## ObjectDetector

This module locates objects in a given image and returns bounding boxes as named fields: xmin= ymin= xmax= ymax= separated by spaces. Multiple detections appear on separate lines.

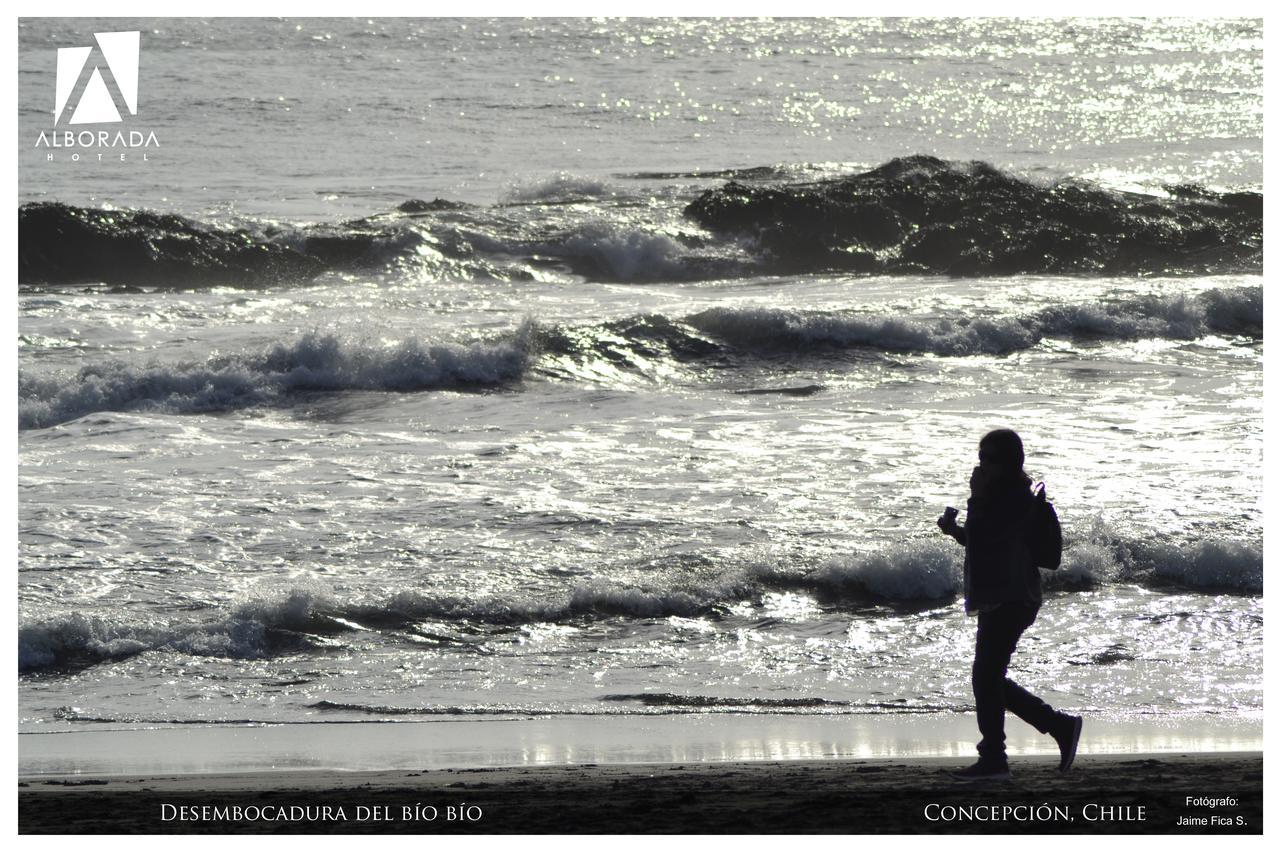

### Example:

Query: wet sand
xmin=18 ymin=712 xmax=1264 ymax=776
xmin=19 ymin=752 xmax=1262 ymax=834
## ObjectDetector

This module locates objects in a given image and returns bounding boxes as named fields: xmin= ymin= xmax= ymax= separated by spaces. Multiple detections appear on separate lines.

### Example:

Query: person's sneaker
xmin=1053 ymin=714 xmax=1083 ymax=772
xmin=950 ymin=760 xmax=1011 ymax=782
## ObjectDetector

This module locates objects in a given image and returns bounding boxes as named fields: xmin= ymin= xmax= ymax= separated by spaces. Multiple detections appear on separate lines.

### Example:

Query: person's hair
xmin=979 ymin=428 xmax=1024 ymax=468
xmin=978 ymin=429 xmax=1031 ymax=487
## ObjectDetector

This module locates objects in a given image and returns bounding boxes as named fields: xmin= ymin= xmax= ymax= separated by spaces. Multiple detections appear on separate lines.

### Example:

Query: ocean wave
xmin=16 ymin=581 xmax=735 ymax=673
xmin=806 ymin=543 xmax=963 ymax=600
xmin=18 ymin=325 xmax=535 ymax=429
xmin=1145 ymin=540 xmax=1263 ymax=591
xmin=540 ymin=287 xmax=1259 ymax=372
xmin=354 ymin=579 xmax=744 ymax=625
xmin=686 ymin=155 xmax=1262 ymax=276
xmin=286 ymin=219 xmax=532 ymax=282
xmin=532 ymin=287 xmax=1260 ymax=385
xmin=18 ymin=202 xmax=534 ymax=287
xmin=548 ymin=221 xmax=707 ymax=282
xmin=685 ymin=287 xmax=1260 ymax=356
xmin=1051 ymin=534 xmax=1263 ymax=594
xmin=1036 ymin=287 xmax=1262 ymax=341
xmin=19 ymin=202 xmax=325 ymax=287
xmin=687 ymin=306 xmax=1038 ymax=357
xmin=790 ymin=533 xmax=1263 ymax=603
xmin=19 ymin=530 xmax=1257 ymax=673
xmin=18 ymin=587 xmax=333 ymax=673
xmin=22 ymin=158 xmax=1261 ymax=287
xmin=19 ymin=288 xmax=1257 ymax=429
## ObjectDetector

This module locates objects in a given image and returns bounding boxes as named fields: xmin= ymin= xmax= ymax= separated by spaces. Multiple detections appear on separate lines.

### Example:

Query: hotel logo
xmin=54 ymin=31 xmax=140 ymax=125
xmin=37 ymin=30 xmax=157 ymax=158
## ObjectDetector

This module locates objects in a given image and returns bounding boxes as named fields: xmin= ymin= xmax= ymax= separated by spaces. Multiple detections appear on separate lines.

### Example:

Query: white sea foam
xmin=685 ymin=286 xmax=1261 ymax=356
xmin=688 ymin=307 xmax=1037 ymax=356
xmin=1143 ymin=539 xmax=1262 ymax=592
xmin=19 ymin=324 xmax=536 ymax=429
xmin=806 ymin=542 xmax=963 ymax=600
xmin=18 ymin=528 xmax=1259 ymax=674
xmin=1047 ymin=522 xmax=1262 ymax=593
xmin=1036 ymin=287 xmax=1261 ymax=340
xmin=505 ymin=172 xmax=615 ymax=202
xmin=18 ymin=585 xmax=333 ymax=672
xmin=20 ymin=287 xmax=1260 ymax=434
xmin=555 ymin=221 xmax=692 ymax=281
xmin=1052 ymin=541 xmax=1123 ymax=586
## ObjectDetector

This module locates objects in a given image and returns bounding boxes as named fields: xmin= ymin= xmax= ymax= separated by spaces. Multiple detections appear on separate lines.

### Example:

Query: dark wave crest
xmin=19 ymin=158 xmax=1264 ymax=287
xmin=685 ymin=155 xmax=1262 ymax=276
xmin=19 ymin=203 xmax=325 ymax=287
xmin=18 ymin=201 xmax=534 ymax=288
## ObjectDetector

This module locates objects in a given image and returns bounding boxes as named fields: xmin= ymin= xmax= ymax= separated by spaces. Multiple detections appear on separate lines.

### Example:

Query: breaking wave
xmin=19 ymin=157 xmax=1263 ymax=286
xmin=18 ymin=324 xmax=535 ymax=430
xmin=684 ymin=286 xmax=1261 ymax=357
xmin=18 ymin=529 xmax=1258 ymax=673
xmin=686 ymin=155 xmax=1262 ymax=276
xmin=1050 ymin=531 xmax=1263 ymax=594
xmin=19 ymin=587 xmax=333 ymax=673
xmin=534 ymin=287 xmax=1260 ymax=381
xmin=19 ymin=287 xmax=1258 ymax=429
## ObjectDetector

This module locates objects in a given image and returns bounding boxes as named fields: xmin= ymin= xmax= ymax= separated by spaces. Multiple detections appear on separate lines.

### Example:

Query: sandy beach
xmin=19 ymin=752 xmax=1261 ymax=834
xmin=19 ymin=715 xmax=1263 ymax=833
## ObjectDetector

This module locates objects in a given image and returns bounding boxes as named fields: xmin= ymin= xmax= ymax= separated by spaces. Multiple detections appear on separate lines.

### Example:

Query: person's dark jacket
xmin=952 ymin=478 xmax=1044 ymax=613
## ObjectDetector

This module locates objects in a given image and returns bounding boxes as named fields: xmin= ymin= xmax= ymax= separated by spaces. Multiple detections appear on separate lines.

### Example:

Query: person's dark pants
xmin=972 ymin=601 xmax=1061 ymax=763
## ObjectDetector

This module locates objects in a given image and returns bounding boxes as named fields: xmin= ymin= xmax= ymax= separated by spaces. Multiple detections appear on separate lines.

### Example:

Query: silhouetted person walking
xmin=937 ymin=428 xmax=1081 ymax=781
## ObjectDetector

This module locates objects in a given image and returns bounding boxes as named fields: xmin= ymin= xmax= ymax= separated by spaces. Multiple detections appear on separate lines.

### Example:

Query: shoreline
xmin=19 ymin=753 xmax=1263 ymax=834
xmin=18 ymin=712 xmax=1263 ymax=777
xmin=19 ymin=714 xmax=1263 ymax=834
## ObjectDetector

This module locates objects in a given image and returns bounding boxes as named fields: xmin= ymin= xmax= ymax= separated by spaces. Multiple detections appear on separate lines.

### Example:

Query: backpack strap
xmin=1028 ymin=482 xmax=1063 ymax=570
